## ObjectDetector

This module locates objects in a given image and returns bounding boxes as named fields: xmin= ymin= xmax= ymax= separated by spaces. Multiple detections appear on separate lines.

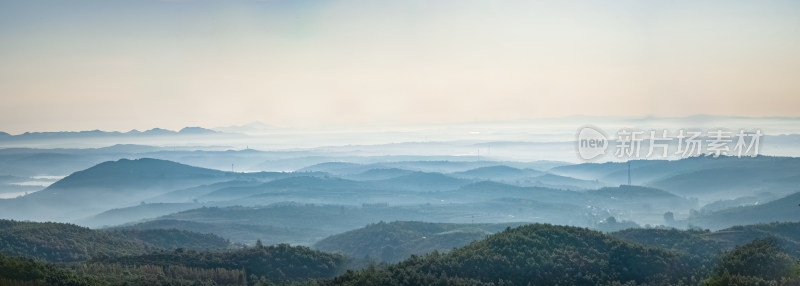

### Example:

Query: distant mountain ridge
xmin=680 ymin=192 xmax=800 ymax=230
xmin=551 ymin=155 xmax=800 ymax=201
xmin=0 ymin=158 xmax=234 ymax=222
xmin=0 ymin=127 xmax=221 ymax=141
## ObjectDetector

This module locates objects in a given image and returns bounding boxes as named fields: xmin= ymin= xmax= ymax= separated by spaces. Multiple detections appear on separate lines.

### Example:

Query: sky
xmin=1 ymin=0 xmax=799 ymax=134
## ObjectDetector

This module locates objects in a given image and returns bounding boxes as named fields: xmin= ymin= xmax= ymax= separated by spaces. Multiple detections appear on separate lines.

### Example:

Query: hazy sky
xmin=1 ymin=0 xmax=799 ymax=133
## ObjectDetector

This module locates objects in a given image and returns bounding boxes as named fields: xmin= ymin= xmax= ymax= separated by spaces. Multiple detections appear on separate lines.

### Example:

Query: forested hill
xmin=681 ymin=192 xmax=800 ymax=230
xmin=93 ymin=244 xmax=349 ymax=284
xmin=612 ymin=221 xmax=800 ymax=258
xmin=0 ymin=219 xmax=349 ymax=285
xmin=0 ymin=219 xmax=148 ymax=262
xmin=314 ymin=221 xmax=524 ymax=262
xmin=329 ymin=223 xmax=698 ymax=285
xmin=0 ymin=243 xmax=350 ymax=286
xmin=0 ymin=219 xmax=230 ymax=262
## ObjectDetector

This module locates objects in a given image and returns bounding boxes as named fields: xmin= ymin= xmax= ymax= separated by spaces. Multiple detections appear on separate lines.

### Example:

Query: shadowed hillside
xmin=0 ymin=219 xmax=229 ymax=262
xmin=0 ymin=159 xmax=233 ymax=221
xmin=314 ymin=221 xmax=524 ymax=262
xmin=330 ymin=223 xmax=698 ymax=285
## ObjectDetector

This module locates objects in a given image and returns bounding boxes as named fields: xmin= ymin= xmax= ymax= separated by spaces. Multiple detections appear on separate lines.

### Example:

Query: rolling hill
xmin=314 ymin=221 xmax=524 ymax=263
xmin=344 ymin=168 xmax=415 ymax=181
xmin=0 ymin=219 xmax=149 ymax=262
xmin=93 ymin=244 xmax=349 ymax=284
xmin=0 ymin=219 xmax=229 ymax=262
xmin=681 ymin=192 xmax=800 ymax=230
xmin=116 ymin=219 xmax=328 ymax=246
xmin=552 ymin=156 xmax=800 ymax=201
xmin=0 ymin=158 xmax=233 ymax=222
xmin=371 ymin=172 xmax=472 ymax=191
xmin=611 ymin=221 xmax=800 ymax=274
xmin=451 ymin=165 xmax=543 ymax=181
xmin=199 ymin=176 xmax=378 ymax=202
xmin=77 ymin=203 xmax=201 ymax=228
xmin=330 ymin=223 xmax=697 ymax=285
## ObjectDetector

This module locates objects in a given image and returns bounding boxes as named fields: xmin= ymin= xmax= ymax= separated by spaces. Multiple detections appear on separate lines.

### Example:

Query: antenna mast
xmin=627 ymin=161 xmax=631 ymax=185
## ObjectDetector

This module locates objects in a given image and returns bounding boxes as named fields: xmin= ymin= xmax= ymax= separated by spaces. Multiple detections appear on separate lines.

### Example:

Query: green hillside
xmin=314 ymin=221 xmax=523 ymax=262
xmin=0 ymin=219 xmax=230 ymax=262
xmin=330 ymin=223 xmax=697 ymax=285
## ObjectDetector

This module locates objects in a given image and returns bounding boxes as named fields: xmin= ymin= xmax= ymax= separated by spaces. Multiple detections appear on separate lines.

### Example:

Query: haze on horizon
xmin=1 ymin=0 xmax=799 ymax=134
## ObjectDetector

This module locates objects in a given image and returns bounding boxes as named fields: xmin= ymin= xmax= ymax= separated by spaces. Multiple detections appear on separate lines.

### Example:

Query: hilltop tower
xmin=627 ymin=161 xmax=631 ymax=185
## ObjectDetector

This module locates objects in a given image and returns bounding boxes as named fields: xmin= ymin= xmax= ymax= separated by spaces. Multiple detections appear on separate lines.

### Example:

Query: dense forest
xmin=0 ymin=253 xmax=99 ymax=286
xmin=90 ymin=244 xmax=349 ymax=285
xmin=0 ymin=241 xmax=348 ymax=286
xmin=327 ymin=223 xmax=800 ymax=285
xmin=0 ymin=219 xmax=230 ymax=262
xmin=0 ymin=219 xmax=150 ymax=262
xmin=313 ymin=221 xmax=523 ymax=263
xmin=705 ymin=238 xmax=798 ymax=285
xmin=3 ymin=220 xmax=800 ymax=285
xmin=0 ymin=219 xmax=351 ymax=285
xmin=329 ymin=224 xmax=697 ymax=285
